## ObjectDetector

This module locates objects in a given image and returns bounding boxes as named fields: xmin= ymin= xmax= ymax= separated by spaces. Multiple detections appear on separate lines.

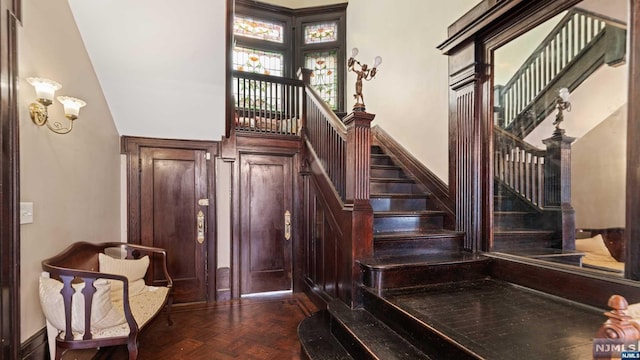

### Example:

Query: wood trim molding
xmin=20 ymin=327 xmax=47 ymax=360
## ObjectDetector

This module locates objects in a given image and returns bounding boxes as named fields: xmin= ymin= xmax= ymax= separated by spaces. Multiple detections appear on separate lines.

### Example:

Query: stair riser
xmin=370 ymin=167 xmax=407 ymax=178
xmin=493 ymin=196 xmax=533 ymax=212
xmin=370 ymin=155 xmax=393 ymax=166
xmin=494 ymin=213 xmax=541 ymax=228
xmin=374 ymin=236 xmax=462 ymax=257
xmin=374 ymin=216 xmax=444 ymax=233
xmin=370 ymin=181 xmax=422 ymax=194
xmin=493 ymin=233 xmax=558 ymax=250
xmin=361 ymin=289 xmax=482 ymax=360
xmin=370 ymin=197 xmax=430 ymax=212
xmin=329 ymin=318 xmax=375 ymax=360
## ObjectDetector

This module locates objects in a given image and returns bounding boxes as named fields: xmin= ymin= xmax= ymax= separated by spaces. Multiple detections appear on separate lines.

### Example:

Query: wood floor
xmin=63 ymin=292 xmax=318 ymax=360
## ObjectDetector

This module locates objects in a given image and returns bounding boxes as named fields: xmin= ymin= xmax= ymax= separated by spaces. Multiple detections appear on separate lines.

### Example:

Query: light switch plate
xmin=20 ymin=202 xmax=33 ymax=224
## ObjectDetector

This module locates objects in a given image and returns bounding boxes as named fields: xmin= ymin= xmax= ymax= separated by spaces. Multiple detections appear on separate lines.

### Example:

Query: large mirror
xmin=492 ymin=0 xmax=628 ymax=276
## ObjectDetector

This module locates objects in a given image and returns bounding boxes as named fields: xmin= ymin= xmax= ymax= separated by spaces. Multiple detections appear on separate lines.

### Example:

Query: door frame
xmin=231 ymin=135 xmax=302 ymax=298
xmin=121 ymin=136 xmax=220 ymax=301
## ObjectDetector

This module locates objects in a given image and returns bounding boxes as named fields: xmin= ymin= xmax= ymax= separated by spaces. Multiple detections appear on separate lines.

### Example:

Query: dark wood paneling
xmin=121 ymin=137 xmax=219 ymax=302
xmin=1 ymin=1 xmax=20 ymax=358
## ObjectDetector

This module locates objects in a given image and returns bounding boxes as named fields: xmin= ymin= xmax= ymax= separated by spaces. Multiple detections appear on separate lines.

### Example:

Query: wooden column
xmin=343 ymin=111 xmax=374 ymax=307
xmin=542 ymin=131 xmax=576 ymax=250
xmin=626 ymin=0 xmax=640 ymax=280
xmin=446 ymin=42 xmax=485 ymax=252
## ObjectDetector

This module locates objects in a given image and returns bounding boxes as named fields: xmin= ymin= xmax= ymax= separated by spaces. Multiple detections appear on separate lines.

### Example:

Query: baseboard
xmin=21 ymin=327 xmax=48 ymax=360
xmin=216 ymin=266 xmax=231 ymax=301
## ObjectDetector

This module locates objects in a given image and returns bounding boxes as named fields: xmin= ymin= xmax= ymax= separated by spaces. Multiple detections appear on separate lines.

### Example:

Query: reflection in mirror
xmin=492 ymin=0 xmax=628 ymax=277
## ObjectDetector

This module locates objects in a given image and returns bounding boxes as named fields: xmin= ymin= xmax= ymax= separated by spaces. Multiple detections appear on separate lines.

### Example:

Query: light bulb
xmin=351 ymin=48 xmax=359 ymax=57
xmin=373 ymin=56 xmax=382 ymax=68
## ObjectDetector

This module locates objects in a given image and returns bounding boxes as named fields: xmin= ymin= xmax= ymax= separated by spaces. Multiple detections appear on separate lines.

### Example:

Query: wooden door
xmin=140 ymin=147 xmax=208 ymax=303
xmin=240 ymin=154 xmax=293 ymax=294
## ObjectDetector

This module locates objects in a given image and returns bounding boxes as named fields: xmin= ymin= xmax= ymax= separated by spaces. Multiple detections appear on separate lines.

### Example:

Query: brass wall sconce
xmin=552 ymin=87 xmax=571 ymax=135
xmin=27 ymin=77 xmax=86 ymax=135
xmin=347 ymin=48 xmax=382 ymax=112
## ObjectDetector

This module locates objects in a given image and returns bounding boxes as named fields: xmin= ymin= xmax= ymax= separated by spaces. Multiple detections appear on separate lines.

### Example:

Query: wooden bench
xmin=40 ymin=242 xmax=173 ymax=360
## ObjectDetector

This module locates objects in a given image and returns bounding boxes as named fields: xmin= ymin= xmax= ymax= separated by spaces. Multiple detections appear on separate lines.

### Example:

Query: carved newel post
xmin=543 ymin=88 xmax=576 ymax=250
xmin=596 ymin=295 xmax=640 ymax=341
xmin=343 ymin=111 xmax=375 ymax=206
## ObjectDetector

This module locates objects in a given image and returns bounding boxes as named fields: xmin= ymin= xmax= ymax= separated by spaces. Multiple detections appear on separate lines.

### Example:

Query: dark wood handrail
xmin=306 ymin=84 xmax=347 ymax=136
xmin=232 ymin=70 xmax=305 ymax=87
xmin=494 ymin=127 xmax=545 ymax=156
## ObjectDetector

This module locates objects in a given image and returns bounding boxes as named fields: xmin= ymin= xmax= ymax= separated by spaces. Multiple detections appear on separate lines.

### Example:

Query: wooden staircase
xmin=369 ymin=145 xmax=464 ymax=257
xmin=493 ymin=180 xmax=557 ymax=251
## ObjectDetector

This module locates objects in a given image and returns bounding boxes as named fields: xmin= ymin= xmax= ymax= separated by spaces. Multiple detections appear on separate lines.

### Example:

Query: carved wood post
xmin=542 ymin=131 xmax=576 ymax=250
xmin=343 ymin=111 xmax=374 ymax=307
xmin=298 ymin=68 xmax=312 ymax=135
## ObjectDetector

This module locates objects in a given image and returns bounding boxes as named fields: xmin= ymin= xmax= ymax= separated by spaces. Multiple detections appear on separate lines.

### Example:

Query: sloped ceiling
xmin=68 ymin=0 xmax=227 ymax=140
xmin=67 ymin=0 xmax=346 ymax=141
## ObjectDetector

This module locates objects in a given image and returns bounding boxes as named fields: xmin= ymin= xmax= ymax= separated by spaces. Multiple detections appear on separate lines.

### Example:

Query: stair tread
xmin=328 ymin=300 xmax=431 ymax=360
xmin=371 ymin=193 xmax=432 ymax=198
xmin=298 ymin=311 xmax=353 ymax=360
xmin=374 ymin=210 xmax=445 ymax=216
xmin=374 ymin=229 xmax=463 ymax=240
xmin=359 ymin=252 xmax=486 ymax=269
xmin=371 ymin=164 xmax=402 ymax=169
xmin=370 ymin=177 xmax=416 ymax=183
xmin=494 ymin=229 xmax=555 ymax=234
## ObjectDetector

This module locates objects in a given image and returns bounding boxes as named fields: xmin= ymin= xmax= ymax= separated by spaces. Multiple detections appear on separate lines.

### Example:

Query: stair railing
xmin=498 ymin=9 xmax=607 ymax=130
xmin=299 ymin=68 xmax=374 ymax=307
xmin=494 ymin=127 xmax=546 ymax=208
xmin=232 ymin=70 xmax=305 ymax=136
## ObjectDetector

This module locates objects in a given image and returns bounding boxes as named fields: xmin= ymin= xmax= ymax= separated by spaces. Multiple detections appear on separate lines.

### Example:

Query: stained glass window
xmin=304 ymin=22 xmax=338 ymax=44
xmin=233 ymin=46 xmax=284 ymax=76
xmin=305 ymin=50 xmax=338 ymax=109
xmin=234 ymin=15 xmax=284 ymax=43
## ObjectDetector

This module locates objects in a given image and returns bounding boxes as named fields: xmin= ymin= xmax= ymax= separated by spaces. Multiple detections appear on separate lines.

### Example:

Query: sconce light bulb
xmin=558 ymin=87 xmax=570 ymax=102
xmin=351 ymin=48 xmax=359 ymax=57
xmin=373 ymin=56 xmax=382 ymax=68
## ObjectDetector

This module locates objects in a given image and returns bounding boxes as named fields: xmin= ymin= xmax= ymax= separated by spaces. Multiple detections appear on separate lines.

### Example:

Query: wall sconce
xmin=552 ymin=87 xmax=571 ymax=135
xmin=27 ymin=77 xmax=86 ymax=135
xmin=347 ymin=48 xmax=382 ymax=112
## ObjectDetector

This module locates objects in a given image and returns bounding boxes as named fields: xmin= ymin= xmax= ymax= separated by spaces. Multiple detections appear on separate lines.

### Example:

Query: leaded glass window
xmin=233 ymin=46 xmax=284 ymax=76
xmin=304 ymin=22 xmax=338 ymax=44
xmin=234 ymin=15 xmax=284 ymax=43
xmin=305 ymin=50 xmax=338 ymax=109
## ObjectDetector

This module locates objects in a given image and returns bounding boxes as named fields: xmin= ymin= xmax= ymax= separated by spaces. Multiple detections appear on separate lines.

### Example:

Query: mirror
xmin=492 ymin=0 xmax=628 ymax=277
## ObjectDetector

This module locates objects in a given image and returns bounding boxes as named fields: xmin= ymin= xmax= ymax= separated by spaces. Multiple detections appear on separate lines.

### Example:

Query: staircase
xmin=493 ymin=180 xmax=557 ymax=251
xmin=369 ymin=145 xmax=464 ymax=257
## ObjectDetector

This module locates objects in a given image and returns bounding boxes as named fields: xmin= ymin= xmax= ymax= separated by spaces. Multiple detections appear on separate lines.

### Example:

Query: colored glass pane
xmin=234 ymin=15 xmax=284 ymax=43
xmin=233 ymin=46 xmax=284 ymax=76
xmin=305 ymin=50 xmax=338 ymax=109
xmin=304 ymin=22 xmax=338 ymax=44
xmin=233 ymin=47 xmax=285 ymax=111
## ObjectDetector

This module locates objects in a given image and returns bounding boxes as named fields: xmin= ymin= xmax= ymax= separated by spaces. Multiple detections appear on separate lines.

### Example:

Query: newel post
xmin=297 ymin=68 xmax=312 ymax=133
xmin=343 ymin=110 xmax=374 ymax=307
xmin=542 ymin=131 xmax=576 ymax=250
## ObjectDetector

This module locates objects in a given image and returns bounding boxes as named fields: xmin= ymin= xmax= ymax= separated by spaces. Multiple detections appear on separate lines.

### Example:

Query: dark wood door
xmin=240 ymin=154 xmax=293 ymax=294
xmin=140 ymin=147 xmax=208 ymax=303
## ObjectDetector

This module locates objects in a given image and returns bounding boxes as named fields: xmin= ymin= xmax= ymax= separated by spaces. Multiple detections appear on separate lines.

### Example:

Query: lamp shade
xmin=27 ymin=77 xmax=62 ymax=102
xmin=57 ymin=96 xmax=87 ymax=119
xmin=558 ymin=87 xmax=570 ymax=102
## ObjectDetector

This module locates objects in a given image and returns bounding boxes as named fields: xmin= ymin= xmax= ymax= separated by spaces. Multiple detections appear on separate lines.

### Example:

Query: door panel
xmin=240 ymin=154 xmax=293 ymax=294
xmin=141 ymin=147 xmax=208 ymax=303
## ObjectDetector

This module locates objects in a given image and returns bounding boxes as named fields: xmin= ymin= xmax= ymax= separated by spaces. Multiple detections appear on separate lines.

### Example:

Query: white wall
xmin=19 ymin=1 xmax=121 ymax=342
xmin=346 ymin=0 xmax=481 ymax=183
xmin=262 ymin=0 xmax=347 ymax=8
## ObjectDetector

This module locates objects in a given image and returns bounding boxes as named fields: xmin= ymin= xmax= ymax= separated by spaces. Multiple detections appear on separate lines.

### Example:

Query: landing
xmin=380 ymin=279 xmax=602 ymax=359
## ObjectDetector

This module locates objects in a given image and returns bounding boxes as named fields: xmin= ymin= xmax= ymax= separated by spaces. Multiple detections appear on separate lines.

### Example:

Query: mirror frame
xmin=439 ymin=0 xmax=640 ymax=280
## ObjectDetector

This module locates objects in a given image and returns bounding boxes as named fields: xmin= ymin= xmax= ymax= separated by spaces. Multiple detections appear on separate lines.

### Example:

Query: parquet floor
xmin=64 ymin=292 xmax=318 ymax=360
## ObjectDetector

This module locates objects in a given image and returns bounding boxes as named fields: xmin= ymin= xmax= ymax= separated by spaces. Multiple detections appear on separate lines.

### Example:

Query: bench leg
xmin=127 ymin=338 xmax=139 ymax=360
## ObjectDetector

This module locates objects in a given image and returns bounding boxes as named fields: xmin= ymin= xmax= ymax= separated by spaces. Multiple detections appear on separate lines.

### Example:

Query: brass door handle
xmin=197 ymin=210 xmax=205 ymax=244
xmin=284 ymin=210 xmax=291 ymax=241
